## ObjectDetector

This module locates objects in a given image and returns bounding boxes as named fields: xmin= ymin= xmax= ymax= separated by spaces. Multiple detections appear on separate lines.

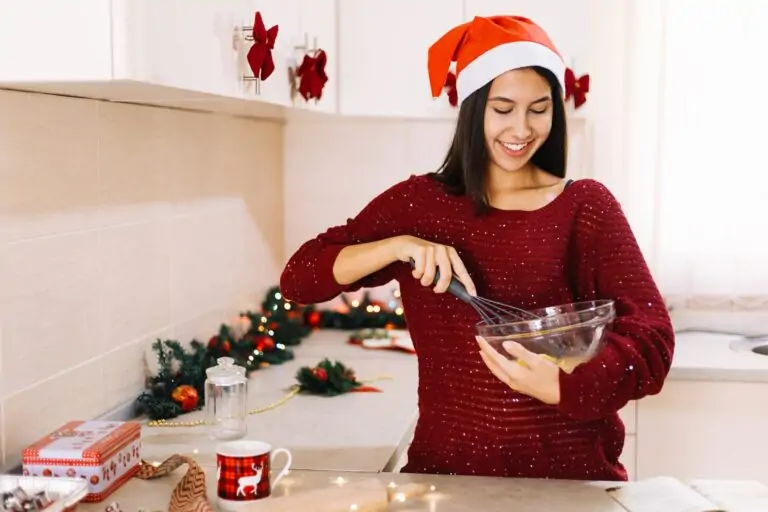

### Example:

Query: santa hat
xmin=428 ymin=16 xmax=565 ymax=105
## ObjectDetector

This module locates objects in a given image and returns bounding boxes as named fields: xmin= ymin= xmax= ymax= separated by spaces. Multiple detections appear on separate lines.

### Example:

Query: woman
xmin=280 ymin=15 xmax=674 ymax=481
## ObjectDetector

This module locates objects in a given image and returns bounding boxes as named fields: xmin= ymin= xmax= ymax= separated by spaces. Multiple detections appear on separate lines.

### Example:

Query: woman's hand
xmin=392 ymin=235 xmax=476 ymax=296
xmin=476 ymin=336 xmax=561 ymax=404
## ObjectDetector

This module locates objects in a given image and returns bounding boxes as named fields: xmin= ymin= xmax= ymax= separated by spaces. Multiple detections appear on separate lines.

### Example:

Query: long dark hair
xmin=431 ymin=66 xmax=568 ymax=214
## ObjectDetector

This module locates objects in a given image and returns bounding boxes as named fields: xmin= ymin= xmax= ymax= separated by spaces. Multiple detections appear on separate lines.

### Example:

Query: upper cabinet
xmin=292 ymin=0 xmax=338 ymax=114
xmin=337 ymin=0 xmax=463 ymax=119
xmin=0 ymin=1 xmax=596 ymax=120
xmin=0 ymin=0 xmax=326 ymax=113
xmin=0 ymin=1 xmax=248 ymax=101
xmin=241 ymin=0 xmax=299 ymax=108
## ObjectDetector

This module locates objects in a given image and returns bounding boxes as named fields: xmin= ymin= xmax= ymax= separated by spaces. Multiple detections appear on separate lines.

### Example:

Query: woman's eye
xmin=530 ymin=108 xmax=548 ymax=115
xmin=493 ymin=109 xmax=512 ymax=115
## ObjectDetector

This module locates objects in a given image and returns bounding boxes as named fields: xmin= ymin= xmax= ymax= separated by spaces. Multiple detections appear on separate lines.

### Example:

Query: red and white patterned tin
xmin=21 ymin=420 xmax=142 ymax=503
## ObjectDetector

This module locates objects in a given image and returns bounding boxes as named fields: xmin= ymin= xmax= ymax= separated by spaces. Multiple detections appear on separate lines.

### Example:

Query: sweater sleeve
xmin=557 ymin=181 xmax=674 ymax=422
xmin=279 ymin=176 xmax=421 ymax=305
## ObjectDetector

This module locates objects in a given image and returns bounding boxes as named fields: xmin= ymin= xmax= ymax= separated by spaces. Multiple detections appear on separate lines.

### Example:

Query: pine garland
xmin=135 ymin=286 xmax=406 ymax=421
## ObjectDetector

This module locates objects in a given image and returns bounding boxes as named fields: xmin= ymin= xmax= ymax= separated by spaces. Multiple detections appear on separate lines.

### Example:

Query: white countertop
xmin=140 ymin=330 xmax=419 ymax=472
xmin=669 ymin=330 xmax=768 ymax=382
xmin=138 ymin=323 xmax=768 ymax=474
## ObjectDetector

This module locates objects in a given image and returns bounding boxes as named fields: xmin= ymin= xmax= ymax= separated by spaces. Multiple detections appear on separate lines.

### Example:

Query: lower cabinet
xmin=636 ymin=380 xmax=768 ymax=484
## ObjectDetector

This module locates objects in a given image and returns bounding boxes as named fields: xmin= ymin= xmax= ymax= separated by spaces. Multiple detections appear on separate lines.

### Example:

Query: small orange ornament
xmin=170 ymin=384 xmax=199 ymax=412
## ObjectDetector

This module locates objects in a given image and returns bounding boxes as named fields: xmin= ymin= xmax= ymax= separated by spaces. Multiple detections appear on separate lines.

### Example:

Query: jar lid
xmin=206 ymin=357 xmax=247 ymax=385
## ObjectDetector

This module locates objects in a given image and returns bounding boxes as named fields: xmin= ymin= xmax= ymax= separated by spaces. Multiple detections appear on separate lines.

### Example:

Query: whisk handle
xmin=408 ymin=258 xmax=474 ymax=304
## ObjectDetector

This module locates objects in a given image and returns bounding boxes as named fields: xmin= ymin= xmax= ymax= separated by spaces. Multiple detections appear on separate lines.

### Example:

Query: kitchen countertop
xmin=79 ymin=466 xmax=768 ymax=511
xmin=138 ymin=325 xmax=768 ymax=475
xmin=668 ymin=330 xmax=768 ymax=382
xmin=140 ymin=330 xmax=419 ymax=472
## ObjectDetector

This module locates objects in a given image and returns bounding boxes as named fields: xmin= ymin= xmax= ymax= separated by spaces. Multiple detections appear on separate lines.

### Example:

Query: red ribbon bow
xmin=565 ymin=68 xmax=590 ymax=109
xmin=444 ymin=71 xmax=458 ymax=107
xmin=296 ymin=50 xmax=329 ymax=101
xmin=247 ymin=12 xmax=279 ymax=81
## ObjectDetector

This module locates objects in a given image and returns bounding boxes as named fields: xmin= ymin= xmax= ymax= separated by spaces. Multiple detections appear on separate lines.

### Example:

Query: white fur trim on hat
xmin=455 ymin=41 xmax=566 ymax=104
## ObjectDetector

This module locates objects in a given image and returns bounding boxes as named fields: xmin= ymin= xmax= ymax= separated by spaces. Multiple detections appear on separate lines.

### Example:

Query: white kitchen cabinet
xmin=0 ymin=0 xmax=297 ymax=112
xmin=621 ymin=435 xmax=636 ymax=481
xmin=0 ymin=0 xmax=114 ymax=84
xmin=240 ymin=0 xmax=301 ymax=107
xmin=337 ymin=0 xmax=463 ymax=118
xmin=636 ymin=380 xmax=768 ymax=484
xmin=289 ymin=0 xmax=338 ymax=114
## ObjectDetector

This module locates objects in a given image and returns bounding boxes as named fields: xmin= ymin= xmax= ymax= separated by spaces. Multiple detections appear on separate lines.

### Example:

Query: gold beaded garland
xmin=146 ymin=386 xmax=302 ymax=428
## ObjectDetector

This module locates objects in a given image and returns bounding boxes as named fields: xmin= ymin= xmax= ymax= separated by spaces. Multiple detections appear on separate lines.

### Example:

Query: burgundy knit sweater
xmin=280 ymin=175 xmax=674 ymax=481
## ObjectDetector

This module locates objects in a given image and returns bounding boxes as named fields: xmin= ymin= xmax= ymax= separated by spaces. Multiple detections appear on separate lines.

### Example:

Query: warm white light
xmin=395 ymin=307 xmax=404 ymax=315
xmin=387 ymin=482 xmax=397 ymax=488
xmin=284 ymin=303 xmax=291 ymax=310
xmin=333 ymin=476 xmax=347 ymax=486
xmin=351 ymin=300 xmax=360 ymax=307
xmin=349 ymin=505 xmax=358 ymax=511
xmin=394 ymin=492 xmax=406 ymax=502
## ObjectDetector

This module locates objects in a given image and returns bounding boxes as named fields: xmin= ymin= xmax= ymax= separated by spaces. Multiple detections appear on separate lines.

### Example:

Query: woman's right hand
xmin=391 ymin=235 xmax=477 ymax=296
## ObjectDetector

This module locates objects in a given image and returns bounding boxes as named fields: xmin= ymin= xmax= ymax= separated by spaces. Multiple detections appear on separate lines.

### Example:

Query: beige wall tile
xmin=3 ymin=359 xmax=106 ymax=464
xmin=99 ymin=221 xmax=172 ymax=346
xmin=0 ymin=89 xmax=284 ymax=467
xmin=1 ymin=231 xmax=103 ymax=395
xmin=0 ymin=90 xmax=101 ymax=242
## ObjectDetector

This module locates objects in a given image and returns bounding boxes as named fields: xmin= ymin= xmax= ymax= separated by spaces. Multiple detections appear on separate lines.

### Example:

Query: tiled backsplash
xmin=0 ymin=90 xmax=284 ymax=465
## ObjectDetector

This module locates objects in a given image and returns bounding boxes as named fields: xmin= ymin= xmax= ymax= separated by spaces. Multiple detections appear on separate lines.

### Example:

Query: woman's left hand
xmin=476 ymin=336 xmax=561 ymax=405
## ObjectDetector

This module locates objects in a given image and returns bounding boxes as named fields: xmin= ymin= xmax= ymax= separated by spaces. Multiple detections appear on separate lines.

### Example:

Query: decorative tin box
xmin=21 ymin=420 xmax=142 ymax=503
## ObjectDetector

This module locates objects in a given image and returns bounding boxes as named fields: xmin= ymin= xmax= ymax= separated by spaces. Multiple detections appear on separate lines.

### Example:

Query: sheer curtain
xmin=630 ymin=0 xmax=768 ymax=299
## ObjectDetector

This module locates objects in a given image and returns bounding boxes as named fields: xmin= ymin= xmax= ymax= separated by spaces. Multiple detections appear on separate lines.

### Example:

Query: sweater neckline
xmin=485 ymin=179 xmax=580 ymax=218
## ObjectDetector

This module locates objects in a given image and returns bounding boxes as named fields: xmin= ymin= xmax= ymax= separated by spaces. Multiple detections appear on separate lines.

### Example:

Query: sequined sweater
xmin=280 ymin=174 xmax=674 ymax=481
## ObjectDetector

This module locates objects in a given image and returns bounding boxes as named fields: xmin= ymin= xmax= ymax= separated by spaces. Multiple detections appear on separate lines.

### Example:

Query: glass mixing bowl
xmin=476 ymin=300 xmax=616 ymax=373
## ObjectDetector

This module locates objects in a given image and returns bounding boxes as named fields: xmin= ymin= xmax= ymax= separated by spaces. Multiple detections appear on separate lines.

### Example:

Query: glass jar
xmin=204 ymin=357 xmax=248 ymax=440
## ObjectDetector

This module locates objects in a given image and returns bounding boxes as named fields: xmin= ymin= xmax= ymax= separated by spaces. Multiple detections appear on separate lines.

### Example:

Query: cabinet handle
xmin=294 ymin=33 xmax=318 ymax=54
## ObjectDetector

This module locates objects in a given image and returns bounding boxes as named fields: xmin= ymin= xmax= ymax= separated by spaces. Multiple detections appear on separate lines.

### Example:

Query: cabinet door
xmin=240 ymin=0 xmax=301 ymax=106
xmin=111 ymin=0 xmax=248 ymax=99
xmin=637 ymin=381 xmax=768 ymax=484
xmin=293 ymin=0 xmax=338 ymax=114
xmin=0 ymin=0 xmax=113 ymax=83
xmin=338 ymin=0 xmax=463 ymax=118
xmin=463 ymin=0 xmax=591 ymax=70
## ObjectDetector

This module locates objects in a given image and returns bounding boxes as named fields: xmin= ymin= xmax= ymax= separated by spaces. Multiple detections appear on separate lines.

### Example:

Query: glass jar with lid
xmin=204 ymin=357 xmax=248 ymax=440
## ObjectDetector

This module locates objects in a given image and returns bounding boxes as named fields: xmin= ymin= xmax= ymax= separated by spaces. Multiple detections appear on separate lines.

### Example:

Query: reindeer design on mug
xmin=236 ymin=463 xmax=264 ymax=497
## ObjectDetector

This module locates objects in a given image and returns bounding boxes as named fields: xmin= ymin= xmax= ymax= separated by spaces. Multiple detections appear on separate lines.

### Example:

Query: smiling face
xmin=484 ymin=68 xmax=554 ymax=175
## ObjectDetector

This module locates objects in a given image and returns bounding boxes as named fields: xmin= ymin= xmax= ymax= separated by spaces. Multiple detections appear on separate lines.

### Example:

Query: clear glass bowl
xmin=476 ymin=300 xmax=616 ymax=373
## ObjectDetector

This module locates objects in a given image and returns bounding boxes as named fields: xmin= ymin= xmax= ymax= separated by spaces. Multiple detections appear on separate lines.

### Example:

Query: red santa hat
xmin=428 ymin=15 xmax=565 ymax=105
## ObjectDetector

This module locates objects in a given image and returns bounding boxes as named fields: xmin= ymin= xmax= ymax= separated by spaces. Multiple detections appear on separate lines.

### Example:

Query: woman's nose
xmin=510 ymin=118 xmax=533 ymax=140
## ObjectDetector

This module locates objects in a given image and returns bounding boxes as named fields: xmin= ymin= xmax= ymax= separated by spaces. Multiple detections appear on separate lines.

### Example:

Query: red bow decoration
xmin=444 ymin=71 xmax=458 ymax=107
xmin=296 ymin=50 xmax=329 ymax=101
xmin=565 ymin=68 xmax=590 ymax=109
xmin=246 ymin=12 xmax=279 ymax=81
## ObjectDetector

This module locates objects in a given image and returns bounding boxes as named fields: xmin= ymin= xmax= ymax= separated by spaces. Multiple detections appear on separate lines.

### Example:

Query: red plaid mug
xmin=215 ymin=440 xmax=292 ymax=509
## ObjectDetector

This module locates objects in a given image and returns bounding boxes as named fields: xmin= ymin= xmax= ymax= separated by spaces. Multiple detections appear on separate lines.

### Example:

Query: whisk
xmin=408 ymin=259 xmax=540 ymax=324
